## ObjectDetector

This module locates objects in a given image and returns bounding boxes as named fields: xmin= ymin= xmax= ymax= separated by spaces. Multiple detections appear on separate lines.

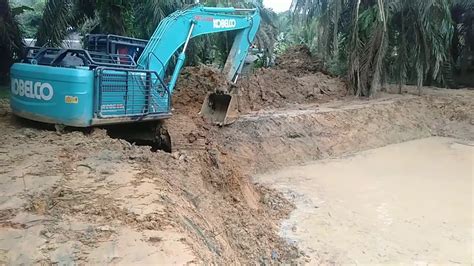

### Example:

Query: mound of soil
xmin=275 ymin=45 xmax=325 ymax=76
xmin=172 ymin=66 xmax=228 ymax=115
xmin=238 ymin=68 xmax=347 ymax=112
xmin=173 ymin=47 xmax=347 ymax=116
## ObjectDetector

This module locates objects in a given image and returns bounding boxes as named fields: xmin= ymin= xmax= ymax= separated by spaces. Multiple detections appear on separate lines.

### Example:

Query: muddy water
xmin=256 ymin=137 xmax=473 ymax=264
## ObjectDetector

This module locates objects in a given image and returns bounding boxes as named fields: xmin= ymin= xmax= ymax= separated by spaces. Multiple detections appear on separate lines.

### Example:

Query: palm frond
xmin=36 ymin=0 xmax=74 ymax=47
xmin=133 ymin=0 xmax=185 ymax=39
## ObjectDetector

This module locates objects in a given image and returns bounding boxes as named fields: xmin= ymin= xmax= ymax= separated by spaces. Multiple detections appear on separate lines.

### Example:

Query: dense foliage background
xmin=288 ymin=0 xmax=474 ymax=95
xmin=1 ymin=0 xmax=473 ymax=93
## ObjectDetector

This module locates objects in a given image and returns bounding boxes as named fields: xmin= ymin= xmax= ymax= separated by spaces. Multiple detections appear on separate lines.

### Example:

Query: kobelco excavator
xmin=10 ymin=5 xmax=261 ymax=151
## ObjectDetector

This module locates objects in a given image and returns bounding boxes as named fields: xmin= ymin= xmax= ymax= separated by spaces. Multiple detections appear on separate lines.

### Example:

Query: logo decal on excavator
xmin=195 ymin=15 xmax=213 ymax=22
xmin=11 ymin=78 xmax=54 ymax=101
xmin=213 ymin=19 xmax=236 ymax=29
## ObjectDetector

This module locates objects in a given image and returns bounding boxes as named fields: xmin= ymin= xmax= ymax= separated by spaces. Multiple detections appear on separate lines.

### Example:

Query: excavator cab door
xmin=201 ymin=91 xmax=239 ymax=126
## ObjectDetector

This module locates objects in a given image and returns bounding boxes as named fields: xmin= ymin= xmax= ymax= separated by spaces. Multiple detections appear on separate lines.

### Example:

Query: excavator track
xmin=105 ymin=121 xmax=172 ymax=153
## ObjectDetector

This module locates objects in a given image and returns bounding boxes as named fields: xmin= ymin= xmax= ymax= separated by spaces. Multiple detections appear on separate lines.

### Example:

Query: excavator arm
xmin=137 ymin=5 xmax=261 ymax=94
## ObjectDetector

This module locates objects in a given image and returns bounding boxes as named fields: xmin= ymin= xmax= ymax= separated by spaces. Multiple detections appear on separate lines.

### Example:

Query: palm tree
xmin=133 ymin=0 xmax=191 ymax=39
xmin=0 ymin=0 xmax=24 ymax=84
xmin=35 ymin=0 xmax=192 ymax=46
xmin=35 ymin=0 xmax=278 ymax=67
xmin=291 ymin=0 xmax=466 ymax=96
xmin=450 ymin=0 xmax=474 ymax=79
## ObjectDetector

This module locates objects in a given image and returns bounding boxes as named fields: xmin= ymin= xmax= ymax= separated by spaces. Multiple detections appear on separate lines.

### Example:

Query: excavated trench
xmin=0 ymin=46 xmax=472 ymax=264
xmin=256 ymin=136 xmax=473 ymax=264
xmin=227 ymin=89 xmax=472 ymax=262
xmin=165 ymin=87 xmax=473 ymax=263
xmin=0 ymin=87 xmax=472 ymax=264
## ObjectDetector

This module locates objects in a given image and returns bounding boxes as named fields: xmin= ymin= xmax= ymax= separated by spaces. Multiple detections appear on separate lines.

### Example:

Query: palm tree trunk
xmin=417 ymin=62 xmax=423 ymax=96
xmin=398 ymin=0 xmax=406 ymax=94
xmin=0 ymin=0 xmax=24 ymax=84
xmin=332 ymin=0 xmax=341 ymax=57
xmin=370 ymin=0 xmax=388 ymax=97
xmin=351 ymin=0 xmax=362 ymax=96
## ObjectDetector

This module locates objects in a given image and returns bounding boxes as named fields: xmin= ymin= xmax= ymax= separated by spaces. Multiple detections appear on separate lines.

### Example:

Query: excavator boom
xmin=138 ymin=6 xmax=260 ymax=90
xmin=137 ymin=6 xmax=261 ymax=125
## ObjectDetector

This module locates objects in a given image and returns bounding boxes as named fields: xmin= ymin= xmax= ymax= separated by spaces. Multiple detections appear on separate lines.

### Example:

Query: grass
xmin=0 ymin=85 xmax=9 ymax=99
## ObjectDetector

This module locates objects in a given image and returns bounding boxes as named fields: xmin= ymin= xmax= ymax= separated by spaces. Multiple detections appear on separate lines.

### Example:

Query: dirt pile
xmin=274 ymin=45 xmax=325 ymax=76
xmin=173 ymin=46 xmax=347 ymax=115
xmin=172 ymin=66 xmax=228 ymax=115
xmin=236 ymin=45 xmax=346 ymax=111
xmin=238 ymin=69 xmax=347 ymax=111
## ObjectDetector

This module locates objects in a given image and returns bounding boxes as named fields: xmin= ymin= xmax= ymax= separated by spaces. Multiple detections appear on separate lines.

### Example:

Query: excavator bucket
xmin=201 ymin=92 xmax=239 ymax=126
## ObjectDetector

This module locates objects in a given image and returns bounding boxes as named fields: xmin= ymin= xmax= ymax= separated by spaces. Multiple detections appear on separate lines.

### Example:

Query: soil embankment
xmin=0 ymin=47 xmax=472 ymax=264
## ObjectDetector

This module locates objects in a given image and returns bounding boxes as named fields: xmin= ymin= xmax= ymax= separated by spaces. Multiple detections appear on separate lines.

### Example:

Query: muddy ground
xmin=0 ymin=49 xmax=473 ymax=264
xmin=256 ymin=137 xmax=473 ymax=264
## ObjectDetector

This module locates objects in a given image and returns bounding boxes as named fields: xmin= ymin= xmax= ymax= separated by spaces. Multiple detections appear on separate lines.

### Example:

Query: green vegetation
xmin=11 ymin=0 xmax=45 ymax=38
xmin=288 ymin=0 xmax=474 ymax=95
xmin=33 ymin=0 xmax=277 ymax=67
xmin=0 ymin=85 xmax=10 ymax=99
xmin=0 ymin=0 xmax=24 ymax=84
xmin=1 ymin=0 xmax=473 ymax=93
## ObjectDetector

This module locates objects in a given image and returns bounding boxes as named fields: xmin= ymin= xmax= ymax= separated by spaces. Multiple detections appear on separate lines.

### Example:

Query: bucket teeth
xmin=201 ymin=92 xmax=239 ymax=126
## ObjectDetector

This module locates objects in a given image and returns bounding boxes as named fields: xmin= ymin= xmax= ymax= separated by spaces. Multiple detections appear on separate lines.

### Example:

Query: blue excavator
xmin=9 ymin=5 xmax=261 ymax=151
